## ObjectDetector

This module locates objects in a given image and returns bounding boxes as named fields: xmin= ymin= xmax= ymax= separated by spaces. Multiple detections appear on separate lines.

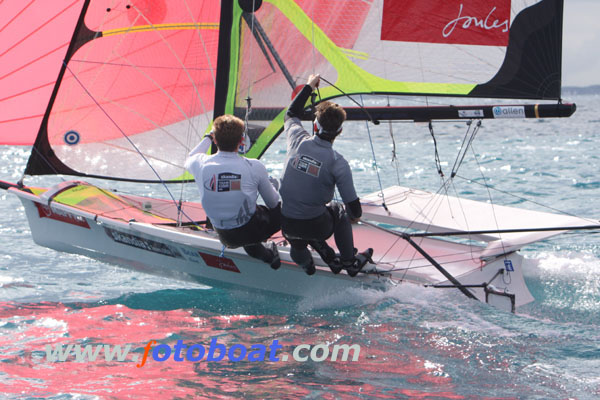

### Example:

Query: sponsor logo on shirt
xmin=292 ymin=155 xmax=322 ymax=177
xmin=206 ymin=172 xmax=242 ymax=192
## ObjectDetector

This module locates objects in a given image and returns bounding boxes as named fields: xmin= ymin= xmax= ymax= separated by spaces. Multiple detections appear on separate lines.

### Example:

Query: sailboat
xmin=1 ymin=0 xmax=597 ymax=312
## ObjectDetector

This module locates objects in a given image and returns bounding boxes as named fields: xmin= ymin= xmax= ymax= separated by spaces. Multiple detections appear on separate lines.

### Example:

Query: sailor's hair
xmin=315 ymin=101 xmax=346 ymax=139
xmin=314 ymin=118 xmax=342 ymax=141
xmin=213 ymin=115 xmax=244 ymax=152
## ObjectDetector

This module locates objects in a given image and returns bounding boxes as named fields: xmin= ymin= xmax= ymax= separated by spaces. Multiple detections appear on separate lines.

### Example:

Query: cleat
xmin=345 ymin=248 xmax=374 ymax=277
xmin=267 ymin=241 xmax=281 ymax=270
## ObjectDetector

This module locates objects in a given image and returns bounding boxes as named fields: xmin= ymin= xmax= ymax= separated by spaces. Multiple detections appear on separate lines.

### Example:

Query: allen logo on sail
xmin=381 ymin=0 xmax=511 ymax=46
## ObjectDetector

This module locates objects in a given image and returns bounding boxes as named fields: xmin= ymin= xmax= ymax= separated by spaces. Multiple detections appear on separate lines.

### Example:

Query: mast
xmin=213 ymin=0 xmax=235 ymax=120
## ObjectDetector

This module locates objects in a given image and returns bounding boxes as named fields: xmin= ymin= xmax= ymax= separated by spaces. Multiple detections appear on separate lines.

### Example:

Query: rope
xmin=428 ymin=121 xmax=444 ymax=179
xmin=450 ymin=120 xmax=481 ymax=179
xmin=312 ymin=86 xmax=321 ymax=135
xmin=318 ymin=77 xmax=379 ymax=125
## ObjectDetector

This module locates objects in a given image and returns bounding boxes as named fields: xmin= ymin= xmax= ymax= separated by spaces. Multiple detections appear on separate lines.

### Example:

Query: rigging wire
xmin=468 ymin=141 xmax=509 ymax=258
xmin=179 ymin=0 xmax=220 ymax=225
xmin=428 ymin=121 xmax=452 ymax=217
xmin=356 ymin=117 xmax=469 ymax=274
xmin=360 ymin=94 xmax=389 ymax=213
xmin=386 ymin=95 xmax=402 ymax=186
xmin=445 ymin=119 xmax=483 ymax=263
xmin=178 ymin=31 xmax=204 ymax=226
xmin=454 ymin=174 xmax=600 ymax=224
xmin=369 ymin=120 xmax=490 ymax=273
xmin=448 ymin=179 xmax=479 ymax=264
xmin=412 ymin=119 xmax=505 ymax=262
xmin=449 ymin=120 xmax=480 ymax=178
xmin=307 ymin=80 xmax=594 ymax=271
xmin=428 ymin=121 xmax=444 ymax=179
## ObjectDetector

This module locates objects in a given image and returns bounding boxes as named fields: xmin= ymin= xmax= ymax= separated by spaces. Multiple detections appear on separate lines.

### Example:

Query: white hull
xmin=15 ymin=189 xmax=389 ymax=298
xmin=10 ymin=182 xmax=539 ymax=312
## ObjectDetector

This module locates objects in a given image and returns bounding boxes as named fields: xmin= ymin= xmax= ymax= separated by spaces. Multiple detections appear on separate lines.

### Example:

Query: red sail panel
xmin=381 ymin=0 xmax=511 ymax=46
xmin=0 ymin=0 xmax=85 ymax=145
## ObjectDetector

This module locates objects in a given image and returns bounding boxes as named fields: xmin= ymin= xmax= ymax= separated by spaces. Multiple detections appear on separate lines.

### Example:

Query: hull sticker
xmin=198 ymin=252 xmax=240 ymax=273
xmin=105 ymin=227 xmax=183 ymax=258
xmin=35 ymin=203 xmax=90 ymax=229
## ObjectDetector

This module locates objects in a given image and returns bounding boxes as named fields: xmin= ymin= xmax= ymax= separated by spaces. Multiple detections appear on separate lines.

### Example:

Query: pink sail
xmin=0 ymin=0 xmax=85 ymax=145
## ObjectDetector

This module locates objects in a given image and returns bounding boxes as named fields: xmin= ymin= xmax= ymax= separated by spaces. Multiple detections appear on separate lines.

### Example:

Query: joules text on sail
xmin=443 ymin=4 xmax=509 ymax=38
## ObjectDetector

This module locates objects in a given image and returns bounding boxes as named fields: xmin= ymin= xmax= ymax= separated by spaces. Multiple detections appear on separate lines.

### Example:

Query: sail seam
xmin=103 ymin=23 xmax=219 ymax=37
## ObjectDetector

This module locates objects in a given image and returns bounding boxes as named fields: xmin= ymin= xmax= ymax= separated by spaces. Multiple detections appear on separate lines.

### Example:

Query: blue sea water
xmin=0 ymin=94 xmax=599 ymax=399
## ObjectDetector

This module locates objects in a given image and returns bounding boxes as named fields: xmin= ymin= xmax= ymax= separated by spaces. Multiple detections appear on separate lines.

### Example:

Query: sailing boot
xmin=310 ymin=241 xmax=343 ymax=274
xmin=327 ymin=256 xmax=343 ymax=274
xmin=267 ymin=241 xmax=281 ymax=270
xmin=343 ymin=248 xmax=374 ymax=277
xmin=300 ymin=259 xmax=316 ymax=276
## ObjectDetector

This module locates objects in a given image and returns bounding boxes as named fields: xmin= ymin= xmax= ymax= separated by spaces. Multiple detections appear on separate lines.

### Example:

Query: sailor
xmin=185 ymin=115 xmax=281 ymax=269
xmin=279 ymin=74 xmax=373 ymax=276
